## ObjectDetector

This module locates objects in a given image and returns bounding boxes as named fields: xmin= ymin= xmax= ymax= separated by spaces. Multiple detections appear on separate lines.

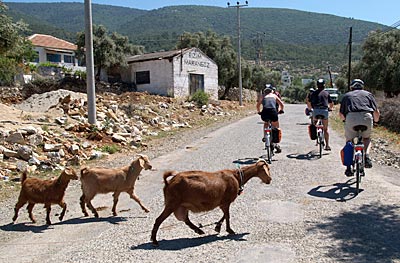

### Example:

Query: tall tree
xmin=76 ymin=25 xmax=143 ymax=78
xmin=352 ymin=30 xmax=400 ymax=97
xmin=0 ymin=1 xmax=35 ymax=85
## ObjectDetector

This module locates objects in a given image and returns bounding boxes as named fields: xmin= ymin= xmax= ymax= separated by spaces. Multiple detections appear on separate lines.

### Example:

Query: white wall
xmin=172 ymin=49 xmax=218 ymax=99
xmin=133 ymin=60 xmax=174 ymax=96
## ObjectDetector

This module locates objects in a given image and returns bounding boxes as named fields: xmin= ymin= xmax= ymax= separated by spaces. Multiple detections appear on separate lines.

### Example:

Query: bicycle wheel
xmin=355 ymin=161 xmax=361 ymax=194
xmin=318 ymin=132 xmax=323 ymax=158
xmin=265 ymin=136 xmax=272 ymax=164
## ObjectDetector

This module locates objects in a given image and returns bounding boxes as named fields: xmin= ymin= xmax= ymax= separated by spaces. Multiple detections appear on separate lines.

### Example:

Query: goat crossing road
xmin=0 ymin=104 xmax=399 ymax=262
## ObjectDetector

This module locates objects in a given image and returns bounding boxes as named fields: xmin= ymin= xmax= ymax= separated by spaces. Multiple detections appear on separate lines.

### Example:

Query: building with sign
xmin=122 ymin=47 xmax=218 ymax=99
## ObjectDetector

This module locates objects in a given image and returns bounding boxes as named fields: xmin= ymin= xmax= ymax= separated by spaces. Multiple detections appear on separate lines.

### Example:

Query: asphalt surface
xmin=0 ymin=104 xmax=399 ymax=263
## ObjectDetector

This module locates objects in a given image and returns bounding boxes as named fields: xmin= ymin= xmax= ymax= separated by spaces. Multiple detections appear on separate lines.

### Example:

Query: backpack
xmin=272 ymin=127 xmax=282 ymax=143
xmin=308 ymin=124 xmax=317 ymax=140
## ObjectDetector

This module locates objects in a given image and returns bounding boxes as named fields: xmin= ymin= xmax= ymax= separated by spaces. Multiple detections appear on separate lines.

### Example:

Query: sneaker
xmin=345 ymin=167 xmax=353 ymax=177
xmin=324 ymin=146 xmax=331 ymax=151
xmin=365 ymin=156 xmax=373 ymax=168
xmin=275 ymin=144 xmax=282 ymax=153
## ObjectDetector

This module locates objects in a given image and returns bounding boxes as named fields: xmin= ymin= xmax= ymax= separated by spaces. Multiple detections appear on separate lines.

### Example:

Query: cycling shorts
xmin=261 ymin=108 xmax=278 ymax=122
xmin=312 ymin=108 xmax=329 ymax=120
xmin=344 ymin=112 xmax=373 ymax=141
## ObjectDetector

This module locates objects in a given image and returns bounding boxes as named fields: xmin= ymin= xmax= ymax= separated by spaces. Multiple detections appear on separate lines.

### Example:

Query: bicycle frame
xmin=353 ymin=131 xmax=365 ymax=193
xmin=263 ymin=120 xmax=274 ymax=164
xmin=315 ymin=117 xmax=325 ymax=158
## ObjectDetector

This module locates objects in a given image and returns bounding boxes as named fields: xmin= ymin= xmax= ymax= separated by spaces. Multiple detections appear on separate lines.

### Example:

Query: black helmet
xmin=316 ymin=79 xmax=325 ymax=88
xmin=350 ymin=79 xmax=364 ymax=90
xmin=264 ymin=84 xmax=272 ymax=94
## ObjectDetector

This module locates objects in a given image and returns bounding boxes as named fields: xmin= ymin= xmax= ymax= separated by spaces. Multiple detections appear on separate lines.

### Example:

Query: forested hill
xmin=5 ymin=2 xmax=389 ymax=67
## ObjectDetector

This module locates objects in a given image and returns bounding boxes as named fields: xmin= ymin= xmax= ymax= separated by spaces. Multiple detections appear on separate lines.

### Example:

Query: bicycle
xmin=348 ymin=125 xmax=367 ymax=194
xmin=259 ymin=110 xmax=283 ymax=164
xmin=262 ymin=119 xmax=275 ymax=164
xmin=315 ymin=115 xmax=325 ymax=158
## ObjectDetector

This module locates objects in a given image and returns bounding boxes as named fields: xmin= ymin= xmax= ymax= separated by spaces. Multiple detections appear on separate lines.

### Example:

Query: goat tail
xmin=163 ymin=171 xmax=177 ymax=186
xmin=21 ymin=170 xmax=28 ymax=183
xmin=80 ymin=167 xmax=89 ymax=179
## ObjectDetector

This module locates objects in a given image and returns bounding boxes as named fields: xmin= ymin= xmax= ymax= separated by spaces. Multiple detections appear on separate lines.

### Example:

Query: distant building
xmin=281 ymin=70 xmax=292 ymax=88
xmin=28 ymin=34 xmax=81 ymax=69
xmin=122 ymin=47 xmax=218 ymax=99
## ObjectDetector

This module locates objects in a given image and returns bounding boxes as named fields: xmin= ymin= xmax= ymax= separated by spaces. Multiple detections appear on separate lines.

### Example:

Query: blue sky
xmin=4 ymin=0 xmax=399 ymax=26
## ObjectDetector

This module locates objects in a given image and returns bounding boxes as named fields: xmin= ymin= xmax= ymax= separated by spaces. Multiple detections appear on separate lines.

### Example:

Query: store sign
xmin=184 ymin=51 xmax=210 ymax=68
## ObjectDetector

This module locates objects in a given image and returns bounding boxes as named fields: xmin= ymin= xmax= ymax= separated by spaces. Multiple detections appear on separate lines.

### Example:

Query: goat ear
xmin=65 ymin=167 xmax=73 ymax=175
xmin=138 ymin=157 xmax=145 ymax=168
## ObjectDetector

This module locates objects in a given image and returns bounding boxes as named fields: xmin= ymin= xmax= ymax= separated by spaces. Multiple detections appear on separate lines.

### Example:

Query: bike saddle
xmin=315 ymin=115 xmax=325 ymax=119
xmin=353 ymin=125 xmax=368 ymax=132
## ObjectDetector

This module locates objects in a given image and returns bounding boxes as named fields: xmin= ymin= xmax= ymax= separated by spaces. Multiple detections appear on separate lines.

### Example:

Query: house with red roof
xmin=28 ymin=34 xmax=80 ymax=67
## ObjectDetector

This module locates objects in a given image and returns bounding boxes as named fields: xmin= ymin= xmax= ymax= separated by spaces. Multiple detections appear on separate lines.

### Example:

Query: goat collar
xmin=236 ymin=164 xmax=244 ymax=195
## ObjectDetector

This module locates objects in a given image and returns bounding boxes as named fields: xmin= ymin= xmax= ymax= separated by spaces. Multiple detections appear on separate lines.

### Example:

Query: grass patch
xmin=98 ymin=144 xmax=120 ymax=154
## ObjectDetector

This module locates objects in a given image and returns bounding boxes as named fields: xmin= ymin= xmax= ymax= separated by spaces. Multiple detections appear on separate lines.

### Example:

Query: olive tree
xmin=76 ymin=25 xmax=143 ymax=79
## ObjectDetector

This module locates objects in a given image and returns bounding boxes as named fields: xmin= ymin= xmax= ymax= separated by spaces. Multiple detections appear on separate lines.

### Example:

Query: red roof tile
xmin=28 ymin=34 xmax=77 ymax=51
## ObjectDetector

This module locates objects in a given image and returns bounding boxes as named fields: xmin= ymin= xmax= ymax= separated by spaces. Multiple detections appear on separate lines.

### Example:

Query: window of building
xmin=46 ymin=53 xmax=61 ymax=63
xmin=189 ymin=73 xmax=204 ymax=95
xmin=136 ymin=71 xmax=150 ymax=84
xmin=64 ymin=55 xmax=74 ymax=64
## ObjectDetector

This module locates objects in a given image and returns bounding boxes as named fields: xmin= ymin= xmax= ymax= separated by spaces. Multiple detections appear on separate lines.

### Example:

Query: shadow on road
xmin=309 ymin=203 xmax=400 ymax=262
xmin=132 ymin=232 xmax=249 ymax=250
xmin=0 ymin=216 xmax=128 ymax=233
xmin=287 ymin=151 xmax=329 ymax=160
xmin=233 ymin=158 xmax=259 ymax=165
xmin=307 ymin=179 xmax=361 ymax=202
xmin=0 ymin=222 xmax=50 ymax=233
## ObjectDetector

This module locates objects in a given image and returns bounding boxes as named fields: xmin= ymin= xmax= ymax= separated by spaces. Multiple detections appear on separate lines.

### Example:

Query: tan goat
xmin=79 ymin=154 xmax=152 ymax=218
xmin=12 ymin=167 xmax=78 ymax=225
xmin=150 ymin=159 xmax=272 ymax=246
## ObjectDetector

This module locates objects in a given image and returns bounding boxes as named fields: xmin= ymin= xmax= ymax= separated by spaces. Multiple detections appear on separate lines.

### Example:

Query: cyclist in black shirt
xmin=307 ymin=79 xmax=334 ymax=151
xmin=339 ymin=79 xmax=380 ymax=174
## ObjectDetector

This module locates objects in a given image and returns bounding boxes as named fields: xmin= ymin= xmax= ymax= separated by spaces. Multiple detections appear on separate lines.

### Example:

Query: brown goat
xmin=12 ymin=167 xmax=78 ymax=225
xmin=150 ymin=159 xmax=271 ymax=246
xmin=79 ymin=154 xmax=152 ymax=218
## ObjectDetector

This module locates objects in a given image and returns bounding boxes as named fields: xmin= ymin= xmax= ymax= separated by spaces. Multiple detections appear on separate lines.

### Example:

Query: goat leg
xmin=27 ymin=202 xmax=36 ymax=223
xmin=215 ymin=215 xmax=225 ymax=233
xmin=184 ymin=214 xmax=205 ymax=235
xmin=12 ymin=199 xmax=26 ymax=223
xmin=80 ymin=195 xmax=89 ymax=217
xmin=58 ymin=201 xmax=67 ymax=221
xmin=112 ymin=192 xmax=120 ymax=216
xmin=45 ymin=204 xmax=52 ymax=225
xmin=221 ymin=205 xmax=235 ymax=235
xmin=129 ymin=192 xmax=150 ymax=213
xmin=151 ymin=208 xmax=173 ymax=246
xmin=86 ymin=200 xmax=99 ymax=218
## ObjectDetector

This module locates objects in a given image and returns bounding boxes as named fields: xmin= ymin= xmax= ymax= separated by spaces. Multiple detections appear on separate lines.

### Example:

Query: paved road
xmin=0 ymin=104 xmax=399 ymax=263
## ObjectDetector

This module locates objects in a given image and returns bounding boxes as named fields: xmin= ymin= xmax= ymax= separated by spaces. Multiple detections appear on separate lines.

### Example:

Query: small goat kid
xmin=12 ymin=167 xmax=78 ymax=225
xmin=79 ymin=154 xmax=152 ymax=218
xmin=151 ymin=159 xmax=271 ymax=246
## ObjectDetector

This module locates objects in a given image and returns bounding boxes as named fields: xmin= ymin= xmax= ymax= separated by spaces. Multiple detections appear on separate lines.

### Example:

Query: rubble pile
xmin=0 ymin=89 xmax=237 ymax=180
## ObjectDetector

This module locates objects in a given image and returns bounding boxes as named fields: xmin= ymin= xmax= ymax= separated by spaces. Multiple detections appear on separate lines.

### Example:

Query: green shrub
xmin=0 ymin=56 xmax=18 ymax=86
xmin=190 ymin=90 xmax=210 ymax=106
xmin=99 ymin=144 xmax=120 ymax=154
xmin=378 ymin=98 xmax=400 ymax=133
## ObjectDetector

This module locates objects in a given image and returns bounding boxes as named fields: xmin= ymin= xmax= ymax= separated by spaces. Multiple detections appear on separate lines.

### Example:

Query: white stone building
xmin=122 ymin=47 xmax=218 ymax=99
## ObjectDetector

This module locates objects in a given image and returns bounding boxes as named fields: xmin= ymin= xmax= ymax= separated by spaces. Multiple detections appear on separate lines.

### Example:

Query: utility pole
xmin=347 ymin=26 xmax=352 ymax=91
xmin=228 ymin=1 xmax=248 ymax=106
xmin=84 ymin=0 xmax=96 ymax=124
